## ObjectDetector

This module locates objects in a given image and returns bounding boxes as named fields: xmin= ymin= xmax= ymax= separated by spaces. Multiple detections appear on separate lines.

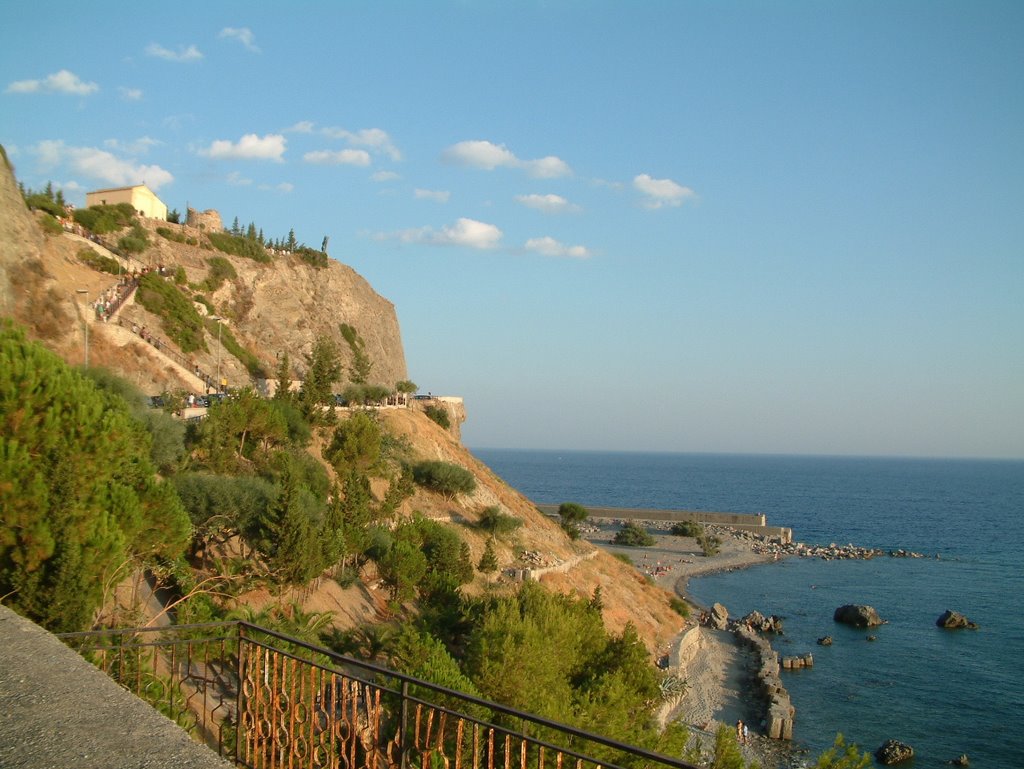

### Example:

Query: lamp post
xmin=209 ymin=315 xmax=222 ymax=392
xmin=76 ymin=289 xmax=89 ymax=367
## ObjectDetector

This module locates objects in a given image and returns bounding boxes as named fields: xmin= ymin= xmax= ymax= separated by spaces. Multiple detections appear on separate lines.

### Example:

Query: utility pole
xmin=76 ymin=289 xmax=89 ymax=366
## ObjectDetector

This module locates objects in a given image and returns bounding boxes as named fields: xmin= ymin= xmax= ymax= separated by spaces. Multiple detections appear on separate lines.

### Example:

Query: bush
xmin=558 ymin=501 xmax=588 ymax=538
xmin=117 ymin=223 xmax=149 ymax=254
xmin=73 ymin=203 xmax=135 ymax=234
xmin=136 ymin=272 xmax=208 ymax=353
xmin=156 ymin=226 xmax=186 ymax=244
xmin=697 ymin=533 xmax=721 ymax=557
xmin=212 ymin=318 xmax=267 ymax=378
xmin=201 ymin=256 xmax=237 ymax=292
xmin=207 ymin=231 xmax=271 ymax=263
xmin=78 ymin=247 xmax=121 ymax=275
xmin=25 ymin=193 xmax=64 ymax=218
xmin=423 ymin=404 xmax=450 ymax=429
xmin=669 ymin=520 xmax=703 ymax=538
xmin=612 ymin=522 xmax=655 ymax=547
xmin=669 ymin=597 xmax=691 ymax=619
xmin=39 ymin=213 xmax=63 ymax=235
xmin=412 ymin=460 xmax=476 ymax=501
xmin=294 ymin=246 xmax=328 ymax=268
xmin=477 ymin=505 xmax=522 ymax=537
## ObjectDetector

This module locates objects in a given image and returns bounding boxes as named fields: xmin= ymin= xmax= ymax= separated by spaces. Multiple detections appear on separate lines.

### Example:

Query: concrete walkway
xmin=0 ymin=606 xmax=231 ymax=769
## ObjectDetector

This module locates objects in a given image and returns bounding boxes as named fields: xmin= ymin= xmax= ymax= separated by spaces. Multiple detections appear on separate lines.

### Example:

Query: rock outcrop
xmin=875 ymin=739 xmax=914 ymax=765
xmin=740 ymin=610 xmax=783 ymax=634
xmin=734 ymin=624 xmax=794 ymax=740
xmin=834 ymin=604 xmax=885 ymax=628
xmin=936 ymin=610 xmax=978 ymax=630
xmin=0 ymin=147 xmax=43 ymax=315
xmin=709 ymin=602 xmax=729 ymax=630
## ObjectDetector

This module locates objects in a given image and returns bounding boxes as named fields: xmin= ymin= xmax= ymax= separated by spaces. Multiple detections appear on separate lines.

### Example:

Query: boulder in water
xmin=936 ymin=610 xmax=979 ymax=630
xmin=875 ymin=740 xmax=914 ymax=765
xmin=834 ymin=604 xmax=885 ymax=628
xmin=817 ymin=636 xmax=833 ymax=646
xmin=950 ymin=754 xmax=969 ymax=766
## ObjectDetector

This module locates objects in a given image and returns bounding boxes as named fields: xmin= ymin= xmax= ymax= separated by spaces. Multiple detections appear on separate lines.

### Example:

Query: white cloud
xmin=381 ymin=217 xmax=503 ymax=250
xmin=414 ymin=188 xmax=450 ymax=203
xmin=322 ymin=126 xmax=401 ymax=161
xmin=442 ymin=139 xmax=572 ymax=178
xmin=521 ymin=156 xmax=572 ymax=179
xmin=219 ymin=27 xmax=260 ymax=53
xmin=285 ymin=120 xmax=315 ymax=133
xmin=226 ymin=171 xmax=252 ymax=186
xmin=633 ymin=173 xmax=696 ymax=209
xmin=524 ymin=236 xmax=591 ymax=259
xmin=515 ymin=193 xmax=580 ymax=214
xmin=6 ymin=69 xmax=98 ymax=96
xmin=33 ymin=140 xmax=174 ymax=191
xmin=118 ymin=86 xmax=143 ymax=101
xmin=371 ymin=170 xmax=400 ymax=182
xmin=200 ymin=133 xmax=286 ymax=161
xmin=303 ymin=149 xmax=371 ymax=166
xmin=258 ymin=182 xmax=294 ymax=193
xmin=103 ymin=136 xmax=160 ymax=155
xmin=145 ymin=43 xmax=203 ymax=62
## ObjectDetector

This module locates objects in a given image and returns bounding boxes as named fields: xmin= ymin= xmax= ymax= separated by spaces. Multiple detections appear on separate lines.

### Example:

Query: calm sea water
xmin=471 ymin=449 xmax=1024 ymax=768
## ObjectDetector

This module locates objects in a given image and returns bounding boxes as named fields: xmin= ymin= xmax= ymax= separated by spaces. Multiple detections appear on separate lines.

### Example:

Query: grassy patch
xmin=77 ymin=247 xmax=121 ymax=275
xmin=136 ymin=273 xmax=208 ymax=353
xmin=207 ymin=232 xmax=271 ymax=263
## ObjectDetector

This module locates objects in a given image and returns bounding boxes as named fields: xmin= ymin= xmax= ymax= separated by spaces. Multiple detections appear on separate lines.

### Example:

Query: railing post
xmin=400 ymin=679 xmax=410 ymax=769
xmin=235 ymin=622 xmax=246 ymax=766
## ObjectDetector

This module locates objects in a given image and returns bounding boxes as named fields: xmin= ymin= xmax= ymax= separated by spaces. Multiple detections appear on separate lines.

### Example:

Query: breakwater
xmin=535 ymin=504 xmax=793 ymax=543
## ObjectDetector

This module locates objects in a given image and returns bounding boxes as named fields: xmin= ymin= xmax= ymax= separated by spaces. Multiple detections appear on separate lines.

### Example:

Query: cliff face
xmin=0 ymin=150 xmax=43 ymax=316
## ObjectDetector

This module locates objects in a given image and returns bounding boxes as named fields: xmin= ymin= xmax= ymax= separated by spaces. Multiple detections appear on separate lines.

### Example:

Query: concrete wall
xmin=0 ymin=606 xmax=230 ymax=769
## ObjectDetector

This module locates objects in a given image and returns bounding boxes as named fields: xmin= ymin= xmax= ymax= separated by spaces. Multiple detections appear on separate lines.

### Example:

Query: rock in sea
xmin=875 ymin=739 xmax=914 ymax=765
xmin=936 ymin=609 xmax=979 ymax=630
xmin=833 ymin=604 xmax=885 ymax=628
xmin=817 ymin=635 xmax=833 ymax=646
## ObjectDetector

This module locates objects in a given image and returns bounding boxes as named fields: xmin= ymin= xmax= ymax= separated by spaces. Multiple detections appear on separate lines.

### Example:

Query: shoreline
xmin=583 ymin=521 xmax=801 ymax=768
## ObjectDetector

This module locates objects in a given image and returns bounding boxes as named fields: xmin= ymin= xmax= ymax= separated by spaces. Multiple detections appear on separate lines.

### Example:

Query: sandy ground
xmin=583 ymin=521 xmax=800 ymax=768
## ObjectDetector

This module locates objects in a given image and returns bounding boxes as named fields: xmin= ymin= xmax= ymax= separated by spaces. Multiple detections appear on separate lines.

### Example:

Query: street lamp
xmin=209 ymin=315 xmax=222 ymax=392
xmin=76 ymin=289 xmax=89 ymax=367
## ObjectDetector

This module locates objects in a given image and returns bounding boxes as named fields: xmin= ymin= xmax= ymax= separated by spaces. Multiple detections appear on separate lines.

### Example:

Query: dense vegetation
xmin=612 ymin=522 xmax=656 ymax=547
xmin=73 ymin=202 xmax=137 ymax=234
xmin=136 ymin=272 xmax=208 ymax=353
xmin=0 ymin=323 xmax=190 ymax=632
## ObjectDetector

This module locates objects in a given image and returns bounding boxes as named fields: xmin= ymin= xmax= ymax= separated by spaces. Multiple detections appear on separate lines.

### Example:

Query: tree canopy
xmin=0 ymin=322 xmax=191 ymax=631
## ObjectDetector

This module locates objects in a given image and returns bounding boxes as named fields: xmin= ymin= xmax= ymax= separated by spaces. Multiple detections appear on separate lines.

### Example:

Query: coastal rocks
xmin=709 ymin=603 xmax=729 ymax=630
xmin=817 ymin=636 xmax=833 ymax=646
xmin=740 ymin=610 xmax=784 ymax=634
xmin=834 ymin=604 xmax=886 ymax=628
xmin=733 ymin=624 xmax=794 ymax=740
xmin=875 ymin=739 xmax=914 ymax=765
xmin=781 ymin=653 xmax=813 ymax=670
xmin=936 ymin=609 xmax=979 ymax=630
xmin=950 ymin=754 xmax=970 ymax=766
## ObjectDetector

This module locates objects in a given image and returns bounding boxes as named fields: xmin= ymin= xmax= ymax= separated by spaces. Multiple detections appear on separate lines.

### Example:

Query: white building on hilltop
xmin=85 ymin=184 xmax=168 ymax=221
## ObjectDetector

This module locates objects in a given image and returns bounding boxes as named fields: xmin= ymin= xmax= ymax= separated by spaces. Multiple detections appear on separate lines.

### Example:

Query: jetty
xmin=535 ymin=504 xmax=792 ymax=543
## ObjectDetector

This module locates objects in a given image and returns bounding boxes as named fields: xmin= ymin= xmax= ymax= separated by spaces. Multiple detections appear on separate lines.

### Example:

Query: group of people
xmin=92 ymin=276 xmax=137 ymax=322
xmin=736 ymin=719 xmax=750 ymax=744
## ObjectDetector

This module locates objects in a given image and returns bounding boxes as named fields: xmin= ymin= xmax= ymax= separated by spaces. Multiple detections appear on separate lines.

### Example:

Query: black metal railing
xmin=58 ymin=621 xmax=700 ymax=769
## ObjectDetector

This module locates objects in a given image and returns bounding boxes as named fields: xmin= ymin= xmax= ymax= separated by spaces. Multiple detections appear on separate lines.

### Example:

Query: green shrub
xmin=613 ymin=552 xmax=634 ymax=566
xmin=207 ymin=231 xmax=271 ymax=263
xmin=173 ymin=266 xmax=187 ymax=284
xmin=477 ymin=505 xmax=522 ymax=536
xmin=212 ymin=319 xmax=266 ymax=378
xmin=411 ymin=460 xmax=476 ymax=501
xmin=39 ymin=213 xmax=63 ymax=235
xmin=73 ymin=203 xmax=135 ymax=234
xmin=136 ymin=272 xmax=208 ymax=353
xmin=26 ymin=194 xmax=64 ymax=218
xmin=558 ymin=501 xmax=588 ymax=538
xmin=669 ymin=597 xmax=691 ymax=619
xmin=201 ymin=256 xmax=237 ymax=292
xmin=669 ymin=520 xmax=703 ymax=538
xmin=294 ymin=246 xmax=328 ymax=268
xmin=423 ymin=404 xmax=450 ymax=429
xmin=77 ymin=247 xmax=121 ymax=275
xmin=697 ymin=533 xmax=721 ymax=557
xmin=117 ymin=223 xmax=149 ymax=254
xmin=612 ymin=522 xmax=655 ymax=547
xmin=156 ymin=226 xmax=186 ymax=244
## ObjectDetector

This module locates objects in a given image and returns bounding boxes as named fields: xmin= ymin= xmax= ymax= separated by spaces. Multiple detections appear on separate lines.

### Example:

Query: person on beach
xmin=736 ymin=720 xmax=744 ymax=744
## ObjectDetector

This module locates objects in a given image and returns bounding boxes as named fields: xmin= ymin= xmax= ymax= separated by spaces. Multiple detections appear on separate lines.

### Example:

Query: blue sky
xmin=3 ymin=1 xmax=1022 ymax=459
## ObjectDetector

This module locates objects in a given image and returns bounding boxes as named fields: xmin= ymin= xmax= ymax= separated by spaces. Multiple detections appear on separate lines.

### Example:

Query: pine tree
xmin=286 ymin=228 xmax=297 ymax=251
xmin=231 ymin=216 xmax=241 ymax=235
xmin=477 ymin=538 xmax=499 ymax=574
xmin=0 ymin=322 xmax=190 ymax=631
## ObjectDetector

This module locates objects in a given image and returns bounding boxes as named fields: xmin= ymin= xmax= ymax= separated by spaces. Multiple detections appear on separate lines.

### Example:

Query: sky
xmin=2 ymin=1 xmax=1022 ymax=459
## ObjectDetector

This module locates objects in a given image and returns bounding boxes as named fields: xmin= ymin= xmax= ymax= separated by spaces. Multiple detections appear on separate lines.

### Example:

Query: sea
xmin=470 ymin=449 xmax=1024 ymax=768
